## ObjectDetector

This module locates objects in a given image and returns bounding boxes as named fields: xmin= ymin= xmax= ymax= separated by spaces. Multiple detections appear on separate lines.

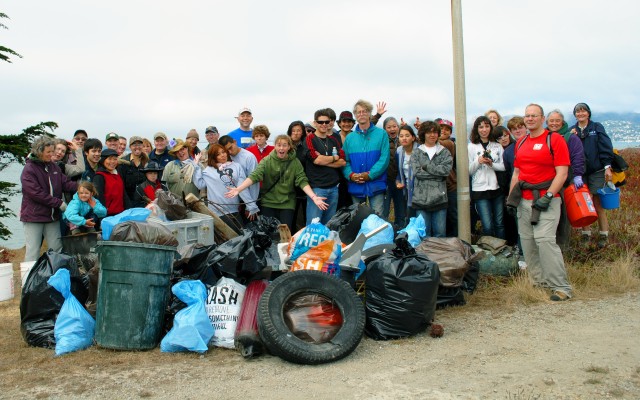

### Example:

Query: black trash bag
xmin=244 ymin=216 xmax=281 ymax=269
xmin=364 ymin=234 xmax=440 ymax=340
xmin=325 ymin=203 xmax=374 ymax=244
xmin=110 ymin=220 xmax=179 ymax=247
xmin=461 ymin=240 xmax=480 ymax=294
xmin=244 ymin=216 xmax=281 ymax=242
xmin=205 ymin=230 xmax=272 ymax=284
xmin=156 ymin=190 xmax=188 ymax=221
xmin=172 ymin=243 xmax=218 ymax=286
xmin=20 ymin=250 xmax=89 ymax=348
xmin=163 ymin=291 xmax=188 ymax=335
xmin=436 ymin=286 xmax=466 ymax=309
xmin=75 ymin=253 xmax=100 ymax=317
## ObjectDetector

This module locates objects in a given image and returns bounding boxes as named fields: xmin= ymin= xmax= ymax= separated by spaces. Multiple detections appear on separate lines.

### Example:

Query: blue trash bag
xmin=101 ymin=208 xmax=151 ymax=240
xmin=398 ymin=214 xmax=427 ymax=248
xmin=289 ymin=217 xmax=331 ymax=262
xmin=356 ymin=214 xmax=394 ymax=251
xmin=161 ymin=280 xmax=214 ymax=353
xmin=47 ymin=268 xmax=95 ymax=356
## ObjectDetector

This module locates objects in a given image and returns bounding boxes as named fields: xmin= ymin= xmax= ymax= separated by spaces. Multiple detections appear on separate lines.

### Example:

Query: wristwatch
xmin=545 ymin=192 xmax=554 ymax=199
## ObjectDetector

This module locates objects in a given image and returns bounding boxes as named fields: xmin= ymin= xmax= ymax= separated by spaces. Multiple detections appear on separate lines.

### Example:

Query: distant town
xmin=601 ymin=120 xmax=640 ymax=144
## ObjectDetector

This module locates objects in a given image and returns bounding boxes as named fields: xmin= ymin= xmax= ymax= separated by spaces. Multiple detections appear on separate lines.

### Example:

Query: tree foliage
xmin=0 ymin=122 xmax=58 ymax=240
xmin=1 ymin=12 xmax=22 ymax=63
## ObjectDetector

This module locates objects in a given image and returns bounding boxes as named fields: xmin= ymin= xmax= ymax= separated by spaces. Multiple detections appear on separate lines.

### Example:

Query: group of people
xmin=20 ymin=100 xmax=615 ymax=302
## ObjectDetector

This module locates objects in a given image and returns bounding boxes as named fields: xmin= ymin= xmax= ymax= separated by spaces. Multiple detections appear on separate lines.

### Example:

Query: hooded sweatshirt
xmin=248 ymin=150 xmax=309 ymax=210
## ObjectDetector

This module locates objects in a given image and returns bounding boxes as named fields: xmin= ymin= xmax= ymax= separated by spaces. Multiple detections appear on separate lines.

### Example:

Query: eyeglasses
xmin=306 ymin=129 xmax=315 ymax=133
xmin=524 ymin=114 xmax=540 ymax=119
xmin=315 ymin=120 xmax=331 ymax=125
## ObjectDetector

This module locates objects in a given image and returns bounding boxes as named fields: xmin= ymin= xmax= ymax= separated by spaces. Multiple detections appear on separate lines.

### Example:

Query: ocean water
xmin=0 ymin=163 xmax=24 ymax=249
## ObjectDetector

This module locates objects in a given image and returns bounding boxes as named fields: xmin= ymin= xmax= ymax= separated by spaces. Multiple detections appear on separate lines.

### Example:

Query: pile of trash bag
xmin=20 ymin=250 xmax=89 ymax=349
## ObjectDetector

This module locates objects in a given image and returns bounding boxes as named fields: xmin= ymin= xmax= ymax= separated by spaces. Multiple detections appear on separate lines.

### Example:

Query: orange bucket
xmin=564 ymin=184 xmax=598 ymax=228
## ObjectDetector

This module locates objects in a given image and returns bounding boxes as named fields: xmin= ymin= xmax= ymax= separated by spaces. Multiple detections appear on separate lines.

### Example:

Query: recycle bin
xmin=95 ymin=241 xmax=177 ymax=350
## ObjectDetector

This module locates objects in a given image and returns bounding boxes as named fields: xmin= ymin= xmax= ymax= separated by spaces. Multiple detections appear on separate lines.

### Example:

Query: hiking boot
xmin=597 ymin=235 xmax=608 ymax=249
xmin=581 ymin=233 xmax=591 ymax=244
xmin=550 ymin=291 xmax=570 ymax=302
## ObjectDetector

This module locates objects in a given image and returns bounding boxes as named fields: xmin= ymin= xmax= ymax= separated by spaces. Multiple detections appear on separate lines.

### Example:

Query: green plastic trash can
xmin=95 ymin=241 xmax=177 ymax=350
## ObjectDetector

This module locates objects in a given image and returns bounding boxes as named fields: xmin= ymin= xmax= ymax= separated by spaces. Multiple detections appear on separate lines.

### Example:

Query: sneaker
xmin=581 ymin=234 xmax=591 ymax=243
xmin=597 ymin=235 xmax=608 ymax=249
xmin=518 ymin=260 xmax=527 ymax=270
xmin=550 ymin=291 xmax=570 ymax=301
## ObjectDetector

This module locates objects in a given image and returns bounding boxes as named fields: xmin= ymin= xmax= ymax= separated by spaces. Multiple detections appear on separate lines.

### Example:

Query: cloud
xmin=1 ymin=0 xmax=639 ymax=140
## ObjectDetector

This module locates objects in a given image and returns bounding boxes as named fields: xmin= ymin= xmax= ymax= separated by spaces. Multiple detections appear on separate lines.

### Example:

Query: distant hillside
xmin=595 ymin=112 xmax=640 ymax=124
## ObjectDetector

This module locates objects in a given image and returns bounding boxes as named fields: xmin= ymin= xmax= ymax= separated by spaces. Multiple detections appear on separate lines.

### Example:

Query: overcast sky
xmin=1 ymin=0 xmax=639 ymax=142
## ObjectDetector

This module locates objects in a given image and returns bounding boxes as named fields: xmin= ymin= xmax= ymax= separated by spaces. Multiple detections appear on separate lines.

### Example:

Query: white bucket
xmin=0 ymin=263 xmax=15 ymax=301
xmin=20 ymin=261 xmax=35 ymax=286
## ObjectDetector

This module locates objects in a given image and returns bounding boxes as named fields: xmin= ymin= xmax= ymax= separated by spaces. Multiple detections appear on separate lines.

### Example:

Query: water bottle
xmin=332 ymin=147 xmax=338 ymax=157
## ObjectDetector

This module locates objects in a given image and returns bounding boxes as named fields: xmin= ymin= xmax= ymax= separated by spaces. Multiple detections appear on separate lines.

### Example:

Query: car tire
xmin=257 ymin=270 xmax=365 ymax=365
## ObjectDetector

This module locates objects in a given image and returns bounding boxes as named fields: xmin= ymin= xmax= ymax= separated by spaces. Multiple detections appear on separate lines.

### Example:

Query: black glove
xmin=506 ymin=205 xmax=517 ymax=216
xmin=532 ymin=195 xmax=552 ymax=211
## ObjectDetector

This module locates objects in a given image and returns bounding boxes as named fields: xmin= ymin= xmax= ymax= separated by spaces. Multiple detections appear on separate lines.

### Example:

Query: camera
xmin=482 ymin=149 xmax=493 ymax=161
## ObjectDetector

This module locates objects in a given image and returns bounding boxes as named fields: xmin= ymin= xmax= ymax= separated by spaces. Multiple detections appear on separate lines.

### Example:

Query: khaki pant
xmin=517 ymin=198 xmax=572 ymax=297
xmin=23 ymin=221 xmax=62 ymax=262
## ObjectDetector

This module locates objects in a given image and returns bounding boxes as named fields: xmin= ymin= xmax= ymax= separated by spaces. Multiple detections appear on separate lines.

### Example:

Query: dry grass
xmin=585 ymin=365 xmax=610 ymax=374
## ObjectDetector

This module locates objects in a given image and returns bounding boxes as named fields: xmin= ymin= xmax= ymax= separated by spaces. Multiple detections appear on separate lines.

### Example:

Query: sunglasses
xmin=315 ymin=120 xmax=331 ymax=125
xmin=306 ymin=129 xmax=315 ymax=133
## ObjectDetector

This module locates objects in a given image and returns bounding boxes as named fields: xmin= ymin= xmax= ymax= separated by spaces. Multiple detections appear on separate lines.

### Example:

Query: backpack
xmin=611 ymin=149 xmax=627 ymax=187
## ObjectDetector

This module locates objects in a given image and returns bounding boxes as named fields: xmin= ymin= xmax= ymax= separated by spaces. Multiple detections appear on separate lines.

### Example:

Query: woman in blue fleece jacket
xmin=570 ymin=102 xmax=615 ymax=248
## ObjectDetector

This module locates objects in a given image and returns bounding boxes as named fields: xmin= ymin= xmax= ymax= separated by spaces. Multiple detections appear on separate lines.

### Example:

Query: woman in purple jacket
xmin=20 ymin=136 xmax=77 ymax=262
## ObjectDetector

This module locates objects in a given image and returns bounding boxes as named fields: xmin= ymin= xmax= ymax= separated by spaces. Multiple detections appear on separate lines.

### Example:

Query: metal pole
xmin=451 ymin=0 xmax=471 ymax=242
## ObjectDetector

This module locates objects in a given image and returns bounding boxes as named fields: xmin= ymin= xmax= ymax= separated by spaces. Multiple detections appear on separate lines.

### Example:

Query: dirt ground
xmin=1 ymin=254 xmax=639 ymax=400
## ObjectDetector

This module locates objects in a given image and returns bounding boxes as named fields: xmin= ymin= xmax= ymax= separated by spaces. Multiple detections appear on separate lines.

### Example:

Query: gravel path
xmin=1 ymin=292 xmax=638 ymax=399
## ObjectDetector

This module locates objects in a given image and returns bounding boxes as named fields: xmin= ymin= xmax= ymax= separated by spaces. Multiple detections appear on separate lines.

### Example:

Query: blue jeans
xmin=307 ymin=185 xmax=339 ymax=225
xmin=417 ymin=208 xmax=447 ymax=238
xmin=351 ymin=192 xmax=385 ymax=216
xmin=383 ymin=184 xmax=407 ymax=228
xmin=474 ymin=195 xmax=505 ymax=239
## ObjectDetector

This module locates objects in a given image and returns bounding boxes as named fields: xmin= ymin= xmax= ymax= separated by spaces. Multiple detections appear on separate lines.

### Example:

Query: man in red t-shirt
xmin=510 ymin=103 xmax=572 ymax=302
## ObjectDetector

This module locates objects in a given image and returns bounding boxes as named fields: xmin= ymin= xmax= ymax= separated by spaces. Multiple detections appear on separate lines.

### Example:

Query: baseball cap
xmin=238 ymin=107 xmax=252 ymax=116
xmin=438 ymin=119 xmax=454 ymax=128
xmin=205 ymin=126 xmax=219 ymax=134
xmin=73 ymin=129 xmax=88 ymax=138
xmin=154 ymin=132 xmax=167 ymax=140
xmin=105 ymin=132 xmax=119 ymax=141
xmin=129 ymin=136 xmax=144 ymax=146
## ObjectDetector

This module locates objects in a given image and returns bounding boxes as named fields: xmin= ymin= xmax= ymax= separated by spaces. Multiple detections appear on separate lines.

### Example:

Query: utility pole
xmin=451 ymin=0 xmax=471 ymax=242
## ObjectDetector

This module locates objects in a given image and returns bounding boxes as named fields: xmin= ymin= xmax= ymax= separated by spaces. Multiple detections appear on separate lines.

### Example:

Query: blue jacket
xmin=571 ymin=120 xmax=614 ymax=176
xmin=342 ymin=124 xmax=389 ymax=198
xmin=63 ymin=192 xmax=107 ymax=226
